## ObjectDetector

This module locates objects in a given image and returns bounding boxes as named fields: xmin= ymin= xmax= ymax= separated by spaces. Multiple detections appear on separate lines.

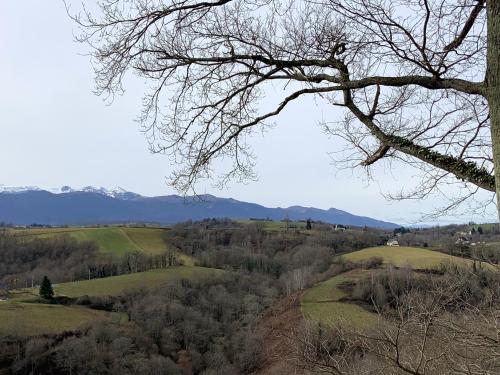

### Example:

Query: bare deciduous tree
xmin=284 ymin=266 xmax=500 ymax=374
xmin=70 ymin=0 xmax=500 ymax=219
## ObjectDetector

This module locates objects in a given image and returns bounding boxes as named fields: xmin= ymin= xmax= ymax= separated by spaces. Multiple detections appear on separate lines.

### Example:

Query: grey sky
xmin=0 ymin=1 xmax=495 ymax=225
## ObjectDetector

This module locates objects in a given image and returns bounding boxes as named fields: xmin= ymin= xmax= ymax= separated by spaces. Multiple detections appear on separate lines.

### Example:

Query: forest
xmin=0 ymin=220 xmax=498 ymax=374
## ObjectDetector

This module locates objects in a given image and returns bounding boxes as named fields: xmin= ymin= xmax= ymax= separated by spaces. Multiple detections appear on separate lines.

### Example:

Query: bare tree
xmin=70 ymin=0 xmax=499 ymax=219
xmin=285 ymin=266 xmax=500 ymax=374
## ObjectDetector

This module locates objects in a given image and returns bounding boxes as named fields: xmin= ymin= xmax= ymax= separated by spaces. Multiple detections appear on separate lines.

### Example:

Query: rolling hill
xmin=52 ymin=266 xmax=223 ymax=297
xmin=10 ymin=226 xmax=195 ymax=264
xmin=341 ymin=245 xmax=475 ymax=268
xmin=0 ymin=302 xmax=119 ymax=336
xmin=1 ymin=266 xmax=220 ymax=336
xmin=13 ymin=227 xmax=165 ymax=254
xmin=0 ymin=186 xmax=399 ymax=228
xmin=301 ymin=246 xmax=482 ymax=327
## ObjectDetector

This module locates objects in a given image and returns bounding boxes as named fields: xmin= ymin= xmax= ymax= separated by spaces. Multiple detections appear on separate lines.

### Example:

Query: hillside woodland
xmin=0 ymin=230 xmax=181 ymax=290
xmin=0 ymin=220 xmax=498 ymax=374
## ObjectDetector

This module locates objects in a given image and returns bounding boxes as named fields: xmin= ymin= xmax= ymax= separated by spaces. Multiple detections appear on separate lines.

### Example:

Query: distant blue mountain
xmin=0 ymin=187 xmax=399 ymax=229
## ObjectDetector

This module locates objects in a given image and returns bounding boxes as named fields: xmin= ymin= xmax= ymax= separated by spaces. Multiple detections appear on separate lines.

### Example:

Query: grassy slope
xmin=3 ymin=266 xmax=222 ymax=336
xmin=53 ymin=266 xmax=222 ymax=297
xmin=0 ymin=301 xmax=118 ymax=336
xmin=301 ymin=271 xmax=376 ymax=328
xmin=11 ymin=227 xmax=175 ymax=256
xmin=342 ymin=246 xmax=472 ymax=269
xmin=301 ymin=246 xmax=476 ymax=327
xmin=71 ymin=228 xmax=142 ymax=255
xmin=1 ymin=227 xmax=206 ymax=336
xmin=121 ymin=227 xmax=168 ymax=254
xmin=237 ymin=220 xmax=308 ymax=231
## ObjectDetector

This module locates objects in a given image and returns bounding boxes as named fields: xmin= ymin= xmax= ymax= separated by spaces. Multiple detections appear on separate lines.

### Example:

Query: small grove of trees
xmin=0 ymin=230 xmax=99 ymax=288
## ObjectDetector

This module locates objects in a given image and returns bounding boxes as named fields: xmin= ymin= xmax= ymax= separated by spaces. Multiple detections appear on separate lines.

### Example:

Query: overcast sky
xmin=0 ymin=1 xmax=496 ymax=225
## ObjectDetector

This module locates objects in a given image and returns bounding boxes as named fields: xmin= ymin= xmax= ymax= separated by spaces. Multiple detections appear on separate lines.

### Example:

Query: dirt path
xmin=253 ymin=291 xmax=306 ymax=375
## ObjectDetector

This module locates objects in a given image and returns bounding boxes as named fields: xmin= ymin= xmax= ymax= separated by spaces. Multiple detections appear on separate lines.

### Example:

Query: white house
xmin=387 ymin=239 xmax=400 ymax=247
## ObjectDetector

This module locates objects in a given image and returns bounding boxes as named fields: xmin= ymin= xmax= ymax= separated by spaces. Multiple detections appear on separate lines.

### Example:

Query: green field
xmin=121 ymin=227 xmax=168 ymax=254
xmin=301 ymin=270 xmax=376 ymax=328
xmin=0 ymin=301 xmax=119 ymax=336
xmin=2 ymin=266 xmax=223 ymax=336
xmin=342 ymin=246 xmax=473 ymax=269
xmin=238 ymin=220 xmax=308 ymax=231
xmin=11 ymin=226 xmax=172 ymax=256
xmin=51 ymin=266 xmax=222 ymax=297
xmin=301 ymin=246 xmax=479 ymax=327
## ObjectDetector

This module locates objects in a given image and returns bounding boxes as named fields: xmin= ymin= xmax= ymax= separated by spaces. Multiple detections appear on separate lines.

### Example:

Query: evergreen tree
xmin=306 ymin=219 xmax=312 ymax=230
xmin=478 ymin=226 xmax=484 ymax=235
xmin=39 ymin=276 xmax=54 ymax=300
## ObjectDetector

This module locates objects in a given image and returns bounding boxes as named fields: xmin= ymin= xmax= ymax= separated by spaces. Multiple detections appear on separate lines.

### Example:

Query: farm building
xmin=386 ymin=239 xmax=400 ymax=247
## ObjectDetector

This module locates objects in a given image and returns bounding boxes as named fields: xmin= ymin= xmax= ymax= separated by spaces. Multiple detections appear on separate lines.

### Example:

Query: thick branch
xmin=361 ymin=145 xmax=390 ymax=166
xmin=347 ymin=103 xmax=495 ymax=192
xmin=154 ymin=52 xmax=487 ymax=96
xmin=444 ymin=0 xmax=486 ymax=52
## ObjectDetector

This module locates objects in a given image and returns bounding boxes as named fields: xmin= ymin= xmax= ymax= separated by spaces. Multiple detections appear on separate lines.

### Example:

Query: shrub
xmin=363 ymin=256 xmax=383 ymax=269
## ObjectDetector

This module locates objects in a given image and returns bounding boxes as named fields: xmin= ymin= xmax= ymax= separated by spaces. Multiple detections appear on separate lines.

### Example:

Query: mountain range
xmin=0 ymin=185 xmax=399 ymax=229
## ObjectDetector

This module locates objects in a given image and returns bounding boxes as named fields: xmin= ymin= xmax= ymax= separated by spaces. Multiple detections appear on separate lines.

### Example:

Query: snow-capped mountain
xmin=0 ymin=184 xmax=399 ymax=228
xmin=0 ymin=185 xmax=43 ymax=193
xmin=79 ymin=186 xmax=143 ymax=200
xmin=0 ymin=185 xmax=142 ymax=200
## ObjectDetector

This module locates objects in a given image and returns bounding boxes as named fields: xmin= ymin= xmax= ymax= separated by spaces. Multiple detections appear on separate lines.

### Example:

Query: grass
xmin=2 ymin=266 xmax=222 ymax=336
xmin=120 ymin=227 xmax=168 ymax=254
xmin=301 ymin=271 xmax=376 ymax=328
xmin=0 ymin=301 xmax=119 ymax=336
xmin=301 ymin=245 xmax=479 ymax=328
xmin=471 ymin=223 xmax=498 ymax=231
xmin=237 ymin=220 xmax=308 ymax=231
xmin=71 ymin=228 xmax=142 ymax=255
xmin=342 ymin=246 xmax=473 ymax=269
xmin=51 ymin=266 xmax=222 ymax=297
xmin=9 ymin=227 xmax=197 ymax=262
xmin=12 ymin=227 xmax=145 ymax=255
xmin=302 ymin=274 xmax=351 ymax=303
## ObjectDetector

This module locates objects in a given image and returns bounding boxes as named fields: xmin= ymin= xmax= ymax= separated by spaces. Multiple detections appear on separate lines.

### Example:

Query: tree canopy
xmin=71 ymin=0 xmax=499 ymax=219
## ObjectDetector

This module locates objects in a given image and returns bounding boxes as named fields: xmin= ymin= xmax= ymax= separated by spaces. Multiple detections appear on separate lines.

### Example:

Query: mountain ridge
xmin=0 ymin=186 xmax=399 ymax=229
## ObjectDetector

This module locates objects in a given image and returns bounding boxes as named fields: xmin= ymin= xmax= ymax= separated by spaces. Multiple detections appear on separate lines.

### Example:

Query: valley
xmin=1 ymin=219 xmax=497 ymax=374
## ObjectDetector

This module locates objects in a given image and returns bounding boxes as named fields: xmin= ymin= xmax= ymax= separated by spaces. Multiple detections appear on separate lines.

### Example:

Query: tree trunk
xmin=488 ymin=0 xmax=500 ymax=222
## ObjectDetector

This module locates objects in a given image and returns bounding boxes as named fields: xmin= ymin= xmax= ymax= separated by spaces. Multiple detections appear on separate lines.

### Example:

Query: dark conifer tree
xmin=39 ymin=276 xmax=54 ymax=300
xmin=306 ymin=219 xmax=312 ymax=230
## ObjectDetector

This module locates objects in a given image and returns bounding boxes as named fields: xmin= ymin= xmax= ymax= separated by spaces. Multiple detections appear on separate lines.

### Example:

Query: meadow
xmin=8 ymin=266 xmax=223 ymax=300
xmin=10 ymin=226 xmax=178 ymax=256
xmin=0 ymin=301 xmax=120 ymax=336
xmin=1 ymin=231 xmax=487 ymax=339
xmin=52 ymin=266 xmax=222 ymax=297
xmin=1 ymin=266 xmax=223 ymax=336
xmin=301 ymin=270 xmax=376 ymax=328
xmin=237 ymin=219 xmax=309 ymax=231
xmin=301 ymin=245 xmax=479 ymax=327
xmin=342 ymin=245 xmax=474 ymax=268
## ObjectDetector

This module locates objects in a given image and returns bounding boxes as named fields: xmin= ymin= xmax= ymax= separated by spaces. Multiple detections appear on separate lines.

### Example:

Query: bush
xmin=363 ymin=256 xmax=384 ymax=269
